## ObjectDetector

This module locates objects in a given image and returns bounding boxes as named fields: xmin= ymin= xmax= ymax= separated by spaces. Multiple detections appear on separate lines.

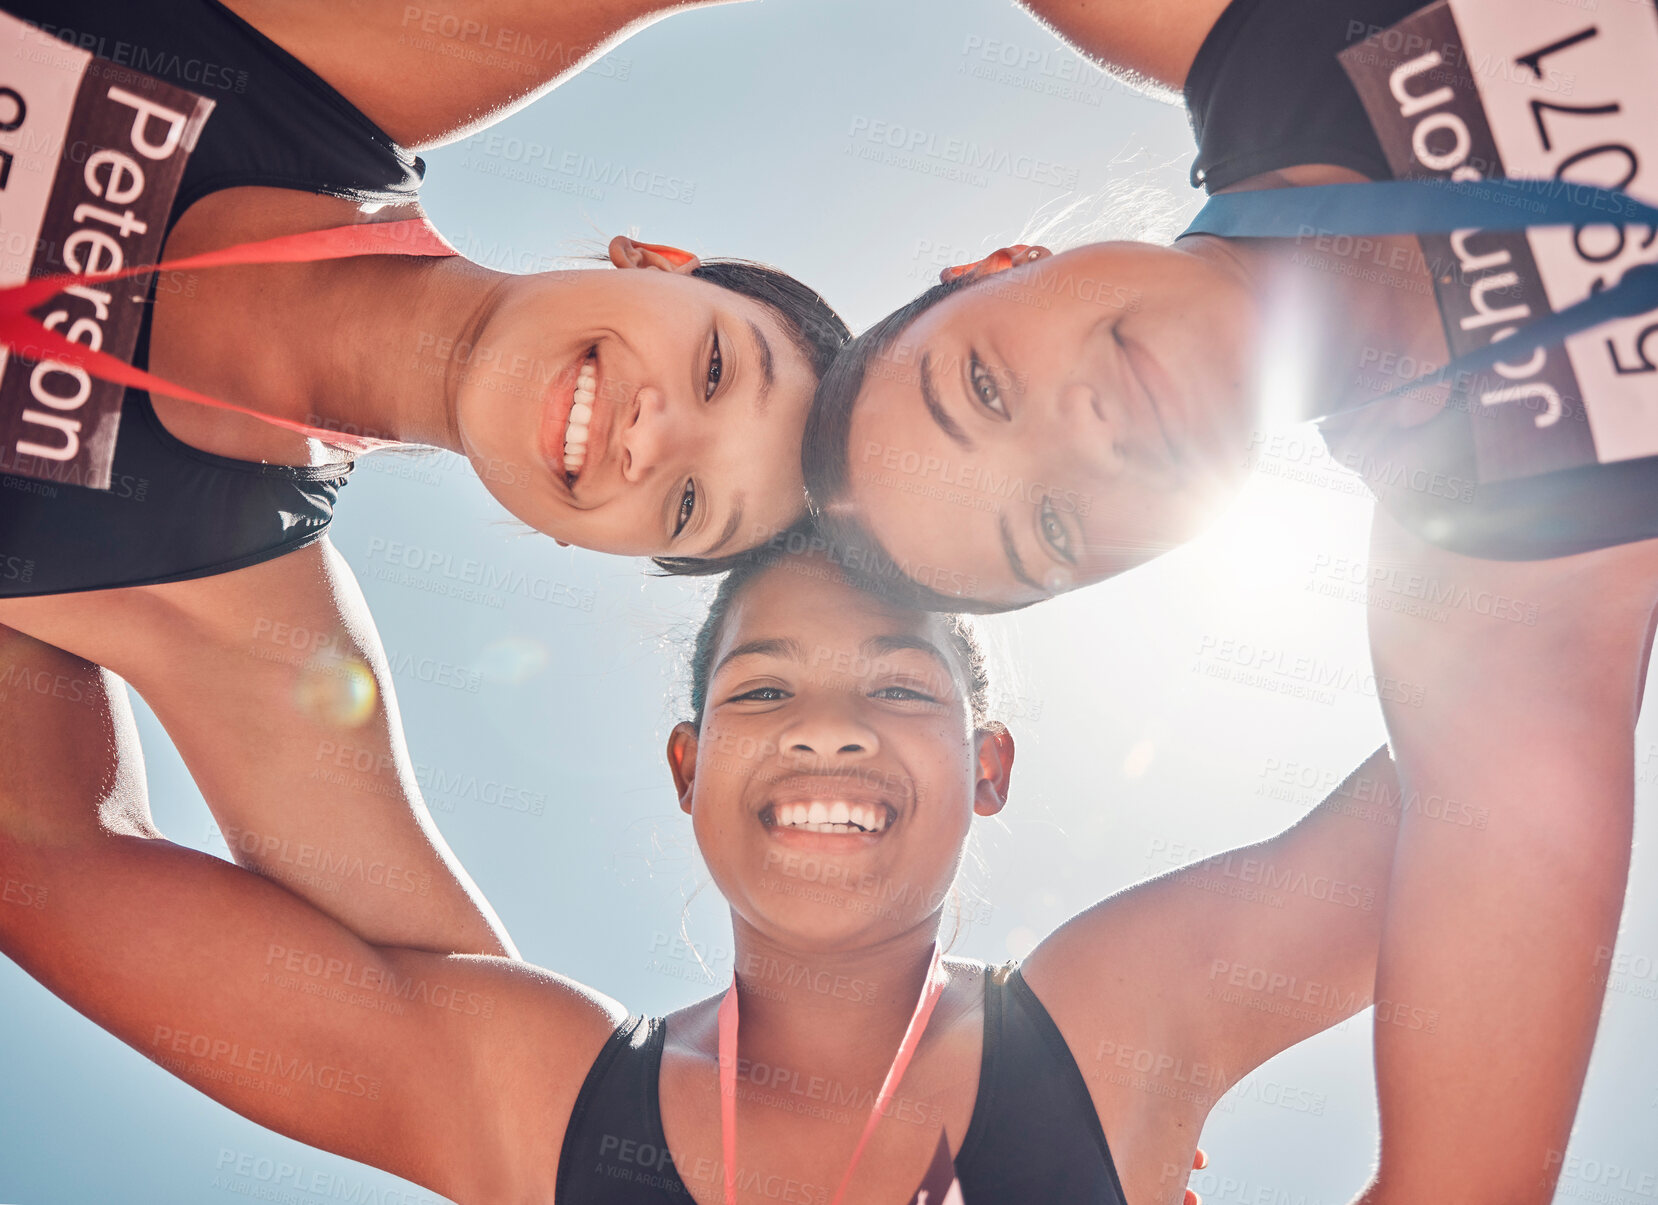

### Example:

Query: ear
xmin=971 ymin=723 xmax=1015 ymax=817
xmin=667 ymin=721 xmax=700 ymax=815
xmin=940 ymin=244 xmax=1051 ymax=285
xmin=609 ymin=235 xmax=702 ymax=275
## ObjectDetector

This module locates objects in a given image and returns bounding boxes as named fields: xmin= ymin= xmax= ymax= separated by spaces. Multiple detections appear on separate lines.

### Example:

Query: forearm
xmin=1360 ymin=512 xmax=1653 ymax=1204
xmin=0 ymin=634 xmax=152 ymax=849
xmin=0 ymin=811 xmax=500 ymax=1200
xmin=1186 ymin=744 xmax=1405 ymax=1069
xmin=149 ymin=664 xmax=517 ymax=958
xmin=0 ymin=636 xmax=499 ymax=1197
xmin=133 ymin=545 xmax=516 ymax=958
xmin=1363 ymin=701 xmax=1627 ymax=1203
xmin=0 ymin=581 xmax=516 ymax=961
xmin=1280 ymin=744 xmax=1405 ymax=911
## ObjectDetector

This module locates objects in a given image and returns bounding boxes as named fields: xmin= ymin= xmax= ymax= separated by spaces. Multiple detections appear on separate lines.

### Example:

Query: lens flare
xmin=476 ymin=636 xmax=550 ymax=685
xmin=294 ymin=652 xmax=377 ymax=727
xmin=1122 ymin=738 xmax=1156 ymax=778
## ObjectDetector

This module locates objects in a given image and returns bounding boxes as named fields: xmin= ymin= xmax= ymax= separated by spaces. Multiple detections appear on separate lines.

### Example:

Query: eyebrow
xmin=702 ymin=492 xmax=746 ymax=558
xmin=998 ymin=512 xmax=1045 ymax=595
xmin=714 ymin=636 xmax=803 ymax=674
xmin=863 ymin=634 xmax=953 ymax=674
xmin=747 ymin=319 xmax=775 ymax=411
xmin=919 ymin=353 xmax=973 ymax=450
xmin=715 ymin=633 xmax=954 ymax=690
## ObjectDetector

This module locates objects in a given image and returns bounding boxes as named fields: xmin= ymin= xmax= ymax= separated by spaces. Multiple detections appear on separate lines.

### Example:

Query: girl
xmin=0 ymin=0 xmax=847 ymax=956
xmin=2 ymin=538 xmax=1404 ymax=1203
xmin=801 ymin=0 xmax=1658 ymax=1200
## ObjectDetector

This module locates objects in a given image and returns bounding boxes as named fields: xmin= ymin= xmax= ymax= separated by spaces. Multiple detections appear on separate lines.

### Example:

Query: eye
xmin=705 ymin=333 xmax=724 ymax=401
xmin=674 ymin=479 xmax=696 ymax=537
xmin=731 ymin=685 xmax=790 ymax=703
xmin=969 ymin=352 xmax=1008 ymax=418
xmin=1039 ymin=496 xmax=1071 ymax=559
xmin=871 ymin=685 xmax=938 ymax=703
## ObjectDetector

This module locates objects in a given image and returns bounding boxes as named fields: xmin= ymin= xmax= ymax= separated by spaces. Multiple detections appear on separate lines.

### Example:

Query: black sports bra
xmin=0 ymin=0 xmax=424 ymax=597
xmin=555 ymin=962 xmax=1131 ymax=1203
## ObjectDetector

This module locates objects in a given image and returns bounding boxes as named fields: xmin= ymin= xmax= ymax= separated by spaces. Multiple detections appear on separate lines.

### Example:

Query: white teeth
xmin=562 ymin=355 xmax=598 ymax=478
xmin=771 ymin=801 xmax=890 ymax=835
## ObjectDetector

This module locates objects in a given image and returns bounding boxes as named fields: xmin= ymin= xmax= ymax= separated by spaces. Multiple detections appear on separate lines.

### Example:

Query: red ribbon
xmin=717 ymin=943 xmax=953 ymax=1205
xmin=0 ymin=218 xmax=457 ymax=451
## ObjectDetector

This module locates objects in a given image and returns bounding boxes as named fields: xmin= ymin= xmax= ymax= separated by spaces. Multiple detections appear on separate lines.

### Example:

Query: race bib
xmin=1341 ymin=0 xmax=1658 ymax=482
xmin=0 ymin=11 xmax=211 ymax=489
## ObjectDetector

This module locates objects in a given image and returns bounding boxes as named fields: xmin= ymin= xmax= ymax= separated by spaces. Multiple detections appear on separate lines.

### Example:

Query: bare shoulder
xmin=437 ymin=955 xmax=628 ymax=1197
xmin=1019 ymin=935 xmax=1209 ymax=1205
xmin=150 ymin=187 xmax=426 ymax=467
xmin=216 ymin=0 xmax=702 ymax=149
xmin=1016 ymin=0 xmax=1238 ymax=93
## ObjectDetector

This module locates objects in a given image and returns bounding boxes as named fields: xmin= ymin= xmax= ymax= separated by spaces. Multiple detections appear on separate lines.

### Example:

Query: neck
xmin=1182 ymin=162 xmax=1450 ymax=431
xmin=723 ymin=917 xmax=943 ymax=1087
xmin=1200 ymin=230 xmax=1446 ymax=426
xmin=274 ymin=254 xmax=514 ymax=450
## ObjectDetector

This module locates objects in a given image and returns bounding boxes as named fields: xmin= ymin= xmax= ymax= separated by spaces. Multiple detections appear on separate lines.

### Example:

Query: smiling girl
xmin=1 ymin=538 xmax=1403 ymax=1203
xmin=0 ymin=0 xmax=847 ymax=959
xmin=802 ymin=1 xmax=1658 ymax=1200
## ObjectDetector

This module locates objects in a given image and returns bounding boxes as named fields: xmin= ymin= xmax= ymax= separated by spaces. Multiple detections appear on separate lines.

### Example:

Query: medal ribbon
xmin=717 ymin=944 xmax=949 ymax=1205
xmin=1180 ymin=177 xmax=1658 ymax=420
xmin=0 ymin=218 xmax=457 ymax=452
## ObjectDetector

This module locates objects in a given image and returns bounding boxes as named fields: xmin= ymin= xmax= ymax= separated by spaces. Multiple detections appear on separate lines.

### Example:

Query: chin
xmin=746 ymin=898 xmax=891 ymax=951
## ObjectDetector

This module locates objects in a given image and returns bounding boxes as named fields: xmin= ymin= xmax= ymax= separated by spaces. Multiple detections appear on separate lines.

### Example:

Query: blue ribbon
xmin=1182 ymin=177 xmax=1658 ymax=238
xmin=1180 ymin=178 xmax=1658 ymax=413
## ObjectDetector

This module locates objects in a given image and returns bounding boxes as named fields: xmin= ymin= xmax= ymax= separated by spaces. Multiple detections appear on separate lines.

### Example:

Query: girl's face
xmin=453 ymin=261 xmax=819 ymax=558
xmin=844 ymin=241 xmax=1263 ymax=606
xmin=670 ymin=561 xmax=1010 ymax=950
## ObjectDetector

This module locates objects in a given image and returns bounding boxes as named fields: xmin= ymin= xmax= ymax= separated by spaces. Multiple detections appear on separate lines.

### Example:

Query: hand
xmin=938 ymin=243 xmax=1051 ymax=284
xmin=1185 ymin=1147 xmax=1208 ymax=1205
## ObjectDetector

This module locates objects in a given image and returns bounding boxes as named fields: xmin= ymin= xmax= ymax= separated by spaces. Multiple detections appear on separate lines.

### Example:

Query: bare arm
xmin=1355 ymin=508 xmax=1658 ymax=1205
xmin=220 ymin=0 xmax=747 ymax=149
xmin=1022 ymin=746 xmax=1404 ymax=1203
xmin=1014 ymin=0 xmax=1234 ymax=95
xmin=0 ymin=630 xmax=620 ymax=1204
xmin=0 ymin=540 xmax=514 ymax=958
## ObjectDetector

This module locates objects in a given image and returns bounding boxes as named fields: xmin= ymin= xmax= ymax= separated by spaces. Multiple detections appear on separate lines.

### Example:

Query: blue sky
xmin=5 ymin=0 xmax=1658 ymax=1200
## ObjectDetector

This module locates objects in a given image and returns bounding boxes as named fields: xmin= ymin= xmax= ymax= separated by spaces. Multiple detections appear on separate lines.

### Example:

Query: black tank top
xmin=0 ymin=0 xmax=424 ymax=597
xmin=1183 ymin=0 xmax=1658 ymax=560
xmin=1185 ymin=0 xmax=1420 ymax=193
xmin=556 ymin=963 xmax=1130 ymax=1204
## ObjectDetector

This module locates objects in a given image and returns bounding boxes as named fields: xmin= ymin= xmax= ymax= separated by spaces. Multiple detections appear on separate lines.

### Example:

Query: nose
xmin=779 ymin=697 xmax=880 ymax=761
xmin=1058 ymin=380 xmax=1106 ymax=426
xmin=621 ymin=385 xmax=690 ymax=482
xmin=1059 ymin=381 xmax=1127 ymax=475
